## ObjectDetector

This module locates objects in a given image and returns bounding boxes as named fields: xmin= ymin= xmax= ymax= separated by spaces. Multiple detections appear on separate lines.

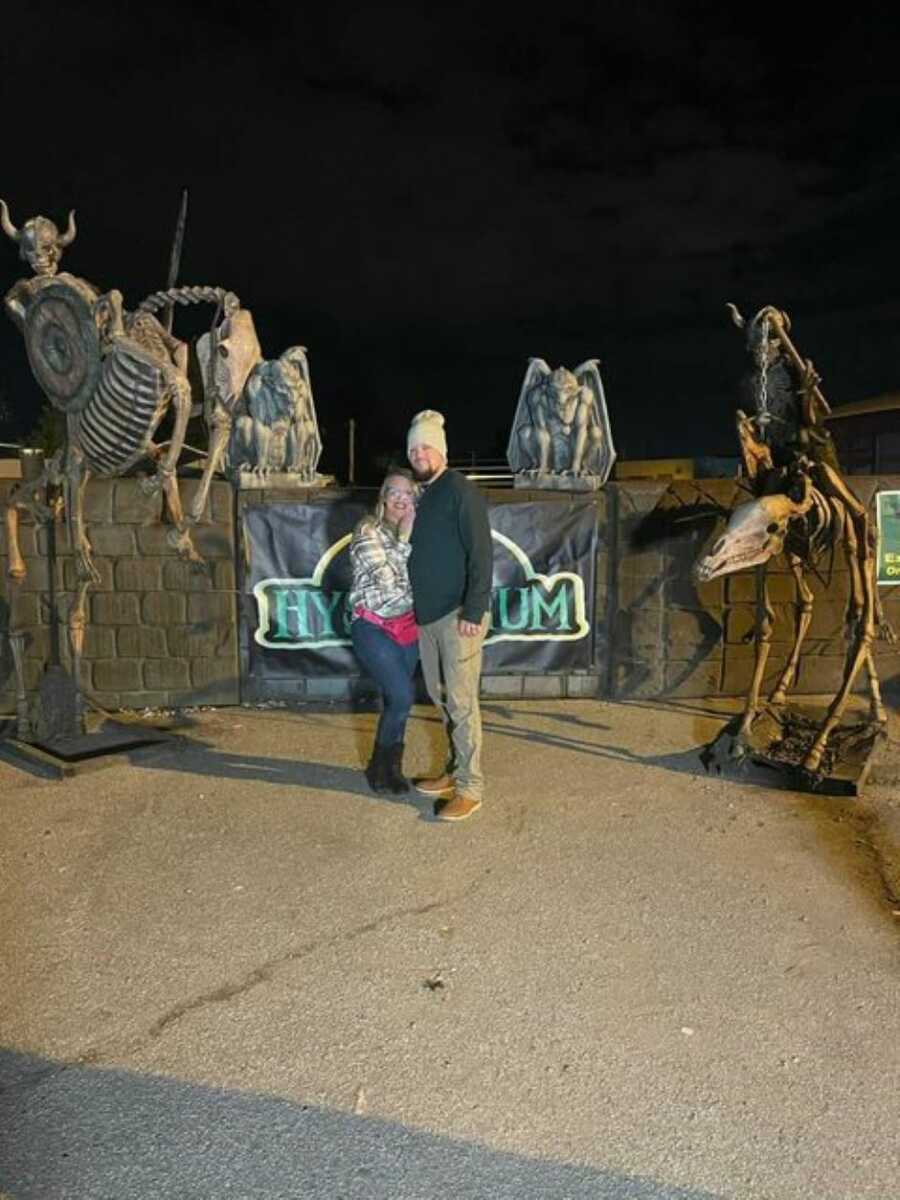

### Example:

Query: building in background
xmin=827 ymin=393 xmax=900 ymax=475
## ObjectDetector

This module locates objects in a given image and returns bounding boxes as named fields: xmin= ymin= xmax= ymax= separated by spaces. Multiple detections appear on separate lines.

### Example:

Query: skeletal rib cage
xmin=76 ymin=285 xmax=240 ymax=476
xmin=76 ymin=346 xmax=169 ymax=475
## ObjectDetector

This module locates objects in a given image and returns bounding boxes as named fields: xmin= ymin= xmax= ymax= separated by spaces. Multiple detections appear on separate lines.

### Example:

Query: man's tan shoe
xmin=434 ymin=791 xmax=482 ymax=821
xmin=414 ymin=773 xmax=455 ymax=796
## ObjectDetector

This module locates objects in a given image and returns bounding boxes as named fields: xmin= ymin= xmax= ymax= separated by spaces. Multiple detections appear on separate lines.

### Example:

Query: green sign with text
xmin=876 ymin=490 xmax=900 ymax=586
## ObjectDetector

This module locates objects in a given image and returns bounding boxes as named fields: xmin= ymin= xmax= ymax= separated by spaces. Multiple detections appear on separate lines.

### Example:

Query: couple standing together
xmin=348 ymin=409 xmax=493 ymax=822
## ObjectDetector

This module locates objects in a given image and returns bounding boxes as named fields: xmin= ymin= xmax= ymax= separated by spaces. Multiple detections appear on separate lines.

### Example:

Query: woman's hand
xmin=398 ymin=499 xmax=416 ymax=538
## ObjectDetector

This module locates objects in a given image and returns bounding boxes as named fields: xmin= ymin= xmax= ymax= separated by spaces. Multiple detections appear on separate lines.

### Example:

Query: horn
xmin=725 ymin=302 xmax=745 ymax=329
xmin=0 ymin=198 xmax=20 ymax=243
xmin=58 ymin=209 xmax=76 ymax=247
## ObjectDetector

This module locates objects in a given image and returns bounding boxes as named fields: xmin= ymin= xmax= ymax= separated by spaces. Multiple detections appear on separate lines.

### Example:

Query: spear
xmin=163 ymin=186 xmax=189 ymax=334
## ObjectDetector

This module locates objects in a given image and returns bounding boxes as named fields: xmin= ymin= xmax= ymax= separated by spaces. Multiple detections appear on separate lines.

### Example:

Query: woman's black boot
xmin=386 ymin=742 xmax=409 ymax=794
xmin=365 ymin=744 xmax=390 ymax=794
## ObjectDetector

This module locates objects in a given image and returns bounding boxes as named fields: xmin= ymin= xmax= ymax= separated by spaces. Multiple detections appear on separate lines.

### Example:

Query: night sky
xmin=1 ymin=3 xmax=899 ymax=481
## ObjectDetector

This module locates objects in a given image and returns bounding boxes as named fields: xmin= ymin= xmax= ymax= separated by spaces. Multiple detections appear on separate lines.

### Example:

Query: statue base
xmin=1 ymin=717 xmax=173 ymax=779
xmin=699 ymin=704 xmax=887 ymax=797
xmin=231 ymin=471 xmax=335 ymax=490
xmin=512 ymin=472 xmax=602 ymax=492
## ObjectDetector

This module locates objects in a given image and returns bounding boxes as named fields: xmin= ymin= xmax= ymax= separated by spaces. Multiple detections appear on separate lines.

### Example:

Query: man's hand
xmin=458 ymin=619 xmax=481 ymax=637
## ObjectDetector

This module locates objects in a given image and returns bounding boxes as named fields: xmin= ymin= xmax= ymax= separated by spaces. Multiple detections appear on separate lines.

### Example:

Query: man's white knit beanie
xmin=407 ymin=409 xmax=448 ymax=459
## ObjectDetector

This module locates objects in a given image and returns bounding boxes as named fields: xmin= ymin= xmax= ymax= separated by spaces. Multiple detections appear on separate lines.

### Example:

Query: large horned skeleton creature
xmin=695 ymin=304 xmax=893 ymax=780
xmin=1 ymin=198 xmax=237 ymax=736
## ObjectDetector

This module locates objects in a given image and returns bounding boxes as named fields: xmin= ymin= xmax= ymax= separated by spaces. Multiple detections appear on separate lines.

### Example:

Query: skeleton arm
xmin=736 ymin=409 xmax=773 ymax=482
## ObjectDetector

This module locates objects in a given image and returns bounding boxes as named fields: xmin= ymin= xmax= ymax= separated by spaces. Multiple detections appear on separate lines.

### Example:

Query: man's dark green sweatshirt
xmin=408 ymin=469 xmax=493 ymax=625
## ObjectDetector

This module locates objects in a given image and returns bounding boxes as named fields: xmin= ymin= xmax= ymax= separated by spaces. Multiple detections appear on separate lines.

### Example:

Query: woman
xmin=349 ymin=469 xmax=420 ymax=794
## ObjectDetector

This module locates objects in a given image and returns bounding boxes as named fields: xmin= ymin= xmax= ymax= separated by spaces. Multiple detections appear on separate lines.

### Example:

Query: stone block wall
xmin=606 ymin=476 xmax=900 ymax=701
xmin=0 ymin=478 xmax=239 ymax=715
xmin=3 ymin=475 xmax=898 ymax=714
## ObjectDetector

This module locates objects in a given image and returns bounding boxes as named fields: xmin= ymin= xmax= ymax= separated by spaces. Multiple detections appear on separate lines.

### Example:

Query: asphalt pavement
xmin=1 ymin=696 xmax=898 ymax=1199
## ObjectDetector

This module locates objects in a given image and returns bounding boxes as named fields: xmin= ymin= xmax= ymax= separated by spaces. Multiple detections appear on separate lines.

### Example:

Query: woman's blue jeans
xmin=351 ymin=618 xmax=419 ymax=746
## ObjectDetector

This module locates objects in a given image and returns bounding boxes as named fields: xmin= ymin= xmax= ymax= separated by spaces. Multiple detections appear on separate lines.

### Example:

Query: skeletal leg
xmin=64 ymin=447 xmax=98 ymax=584
xmin=770 ymin=555 xmax=813 ymax=706
xmin=5 ymin=500 xmax=26 ymax=580
xmin=804 ymin=510 xmax=880 ymax=772
xmin=155 ymin=373 xmax=204 ymax=564
xmin=740 ymin=565 xmax=774 ymax=735
xmin=67 ymin=579 xmax=91 ymax=729
xmin=4 ymin=473 xmax=53 ymax=581
xmin=189 ymin=409 xmax=232 ymax=522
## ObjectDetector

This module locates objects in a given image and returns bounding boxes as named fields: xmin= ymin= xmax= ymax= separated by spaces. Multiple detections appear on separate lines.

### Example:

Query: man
xmin=406 ymin=409 xmax=493 ymax=821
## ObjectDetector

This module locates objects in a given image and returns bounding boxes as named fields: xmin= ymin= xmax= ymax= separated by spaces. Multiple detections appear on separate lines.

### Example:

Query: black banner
xmin=242 ymin=496 xmax=596 ymax=684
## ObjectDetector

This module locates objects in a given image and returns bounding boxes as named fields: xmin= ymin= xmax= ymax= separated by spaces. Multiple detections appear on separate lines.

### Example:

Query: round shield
xmin=24 ymin=281 xmax=101 ymax=413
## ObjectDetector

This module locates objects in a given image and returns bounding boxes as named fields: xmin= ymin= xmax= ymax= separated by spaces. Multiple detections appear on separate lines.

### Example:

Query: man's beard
xmin=412 ymin=464 xmax=438 ymax=483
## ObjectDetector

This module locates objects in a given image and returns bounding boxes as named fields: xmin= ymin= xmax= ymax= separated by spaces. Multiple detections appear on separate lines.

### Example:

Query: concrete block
xmin=719 ymin=655 xmax=782 ymax=697
xmin=167 ymin=623 xmax=235 ymax=659
xmin=610 ymin=657 xmax=665 ymax=699
xmin=93 ymin=593 xmax=141 ymax=625
xmin=87 ymin=525 xmax=136 ymax=557
xmin=113 ymin=481 xmax=163 ymax=524
xmin=163 ymin=560 xmax=215 ymax=592
xmin=37 ymin=523 xmax=72 ymax=556
xmin=15 ymin=557 xmax=50 ymax=592
xmin=666 ymin=571 xmax=724 ymax=610
xmin=726 ymin=573 xmax=798 ymax=604
xmin=664 ymin=659 xmax=722 ymax=698
xmin=189 ymin=656 xmax=240 ymax=693
xmin=617 ymin=576 xmax=664 ymax=611
xmin=23 ymin=626 xmax=52 ymax=660
xmin=118 ymin=690 xmax=171 ymax=712
xmin=142 ymin=592 xmax=186 ymax=624
xmin=565 ymin=673 xmax=601 ymax=698
xmin=83 ymin=626 xmax=116 ymax=658
xmin=4 ymin=592 xmax=42 ymax=629
xmin=187 ymin=593 xmax=234 ymax=623
xmin=522 ymin=674 xmax=564 ymax=698
xmin=135 ymin=526 xmax=180 ymax=556
xmin=92 ymin=658 xmax=142 ymax=691
xmin=616 ymin=547 xmax=666 ymax=580
xmin=82 ymin=479 xmax=115 ymax=523
xmin=115 ymin=559 xmax=164 ymax=592
xmin=797 ymin=654 xmax=867 ymax=695
xmin=118 ymin=626 xmax=169 ymax=658
xmin=210 ymin=481 xmax=235 ymax=525
xmin=305 ymin=677 xmax=354 ymax=701
xmin=144 ymin=659 xmax=191 ymax=690
xmin=214 ymin=559 xmax=236 ymax=592
xmin=480 ymin=674 xmax=524 ymax=698
xmin=192 ymin=525 xmax=231 ymax=560
xmin=63 ymin=556 xmax=114 ymax=591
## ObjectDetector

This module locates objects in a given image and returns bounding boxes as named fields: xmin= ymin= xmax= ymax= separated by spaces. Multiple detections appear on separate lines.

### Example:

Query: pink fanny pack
xmin=354 ymin=605 xmax=419 ymax=646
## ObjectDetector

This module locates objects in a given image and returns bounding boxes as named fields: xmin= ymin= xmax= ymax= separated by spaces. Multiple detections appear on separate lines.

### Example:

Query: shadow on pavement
xmin=0 ymin=1048 xmax=721 ymax=1200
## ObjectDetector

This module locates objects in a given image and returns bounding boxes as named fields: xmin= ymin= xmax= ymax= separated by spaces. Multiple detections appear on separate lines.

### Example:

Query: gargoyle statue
xmin=192 ymin=307 xmax=324 ymax=515
xmin=506 ymin=358 xmax=616 ymax=490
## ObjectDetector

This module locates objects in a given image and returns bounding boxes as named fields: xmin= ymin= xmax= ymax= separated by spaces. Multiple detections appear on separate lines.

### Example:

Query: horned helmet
xmin=0 ymin=198 xmax=76 ymax=277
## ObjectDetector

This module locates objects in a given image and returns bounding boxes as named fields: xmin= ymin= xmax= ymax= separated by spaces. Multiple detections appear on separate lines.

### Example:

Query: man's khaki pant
xmin=418 ymin=609 xmax=488 ymax=801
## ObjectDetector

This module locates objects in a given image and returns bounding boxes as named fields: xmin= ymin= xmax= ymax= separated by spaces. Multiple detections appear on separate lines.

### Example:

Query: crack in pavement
xmin=142 ymin=867 xmax=492 ymax=1043
xmin=1 ymin=869 xmax=493 ymax=1098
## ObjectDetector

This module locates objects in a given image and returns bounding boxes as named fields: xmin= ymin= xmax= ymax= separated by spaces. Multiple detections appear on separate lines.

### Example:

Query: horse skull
xmin=695 ymin=490 xmax=812 ymax=582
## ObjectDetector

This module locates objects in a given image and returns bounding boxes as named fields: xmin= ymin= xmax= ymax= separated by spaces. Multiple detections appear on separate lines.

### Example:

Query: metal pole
xmin=163 ymin=187 xmax=189 ymax=334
